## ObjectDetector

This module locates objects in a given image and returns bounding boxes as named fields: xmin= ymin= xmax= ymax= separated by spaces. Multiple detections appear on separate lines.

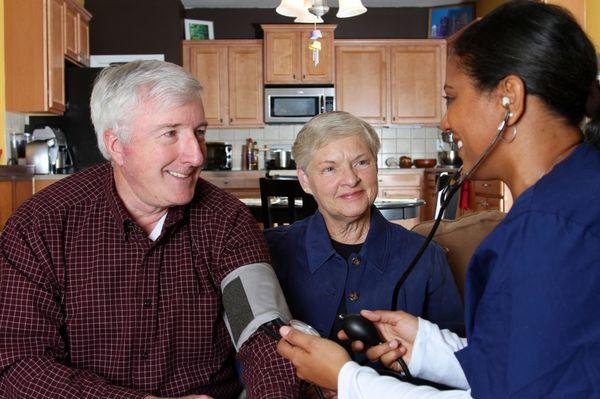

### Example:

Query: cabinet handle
xmin=478 ymin=199 xmax=489 ymax=208
xmin=383 ymin=116 xmax=386 ymax=121
xmin=230 ymin=118 xmax=233 ymax=123
xmin=293 ymin=74 xmax=296 ymax=79
xmin=482 ymin=183 xmax=491 ymax=188
xmin=393 ymin=116 xmax=396 ymax=121
xmin=220 ymin=118 xmax=223 ymax=123
xmin=303 ymin=74 xmax=306 ymax=79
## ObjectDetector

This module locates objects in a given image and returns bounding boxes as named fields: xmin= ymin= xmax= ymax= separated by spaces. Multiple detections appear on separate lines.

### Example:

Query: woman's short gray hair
xmin=292 ymin=111 xmax=381 ymax=170
xmin=90 ymin=60 xmax=203 ymax=160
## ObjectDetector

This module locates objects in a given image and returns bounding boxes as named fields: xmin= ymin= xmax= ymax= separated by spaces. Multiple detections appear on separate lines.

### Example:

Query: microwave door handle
xmin=320 ymin=95 xmax=325 ymax=113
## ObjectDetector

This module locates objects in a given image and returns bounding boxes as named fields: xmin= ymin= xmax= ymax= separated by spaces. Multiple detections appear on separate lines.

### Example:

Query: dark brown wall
xmin=185 ymin=8 xmax=428 ymax=39
xmin=86 ymin=0 xmax=185 ymax=65
xmin=85 ymin=2 xmax=428 ymax=67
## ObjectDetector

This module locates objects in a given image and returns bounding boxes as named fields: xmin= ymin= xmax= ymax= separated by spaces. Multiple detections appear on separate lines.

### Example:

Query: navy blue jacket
xmin=265 ymin=207 xmax=464 ymax=338
xmin=456 ymin=144 xmax=600 ymax=397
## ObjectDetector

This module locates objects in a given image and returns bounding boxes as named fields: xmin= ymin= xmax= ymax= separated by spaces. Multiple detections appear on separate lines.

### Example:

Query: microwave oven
xmin=265 ymin=87 xmax=335 ymax=123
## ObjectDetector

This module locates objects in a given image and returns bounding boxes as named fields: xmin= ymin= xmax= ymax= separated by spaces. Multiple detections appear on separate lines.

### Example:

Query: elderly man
xmin=0 ymin=61 xmax=298 ymax=398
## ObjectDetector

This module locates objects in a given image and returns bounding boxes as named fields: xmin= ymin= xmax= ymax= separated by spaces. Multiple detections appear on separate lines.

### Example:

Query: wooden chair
xmin=259 ymin=177 xmax=318 ymax=229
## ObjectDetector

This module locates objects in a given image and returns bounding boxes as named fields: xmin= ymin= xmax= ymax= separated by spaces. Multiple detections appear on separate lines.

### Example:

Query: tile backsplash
xmin=206 ymin=125 xmax=441 ymax=170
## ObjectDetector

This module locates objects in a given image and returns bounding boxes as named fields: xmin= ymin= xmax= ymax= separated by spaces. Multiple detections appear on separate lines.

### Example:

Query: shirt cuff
xmin=409 ymin=317 xmax=431 ymax=378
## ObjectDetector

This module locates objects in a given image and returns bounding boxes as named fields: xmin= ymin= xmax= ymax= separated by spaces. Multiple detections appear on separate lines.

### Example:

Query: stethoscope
xmin=390 ymin=107 xmax=513 ymax=313
xmin=338 ymin=107 xmax=514 ymax=379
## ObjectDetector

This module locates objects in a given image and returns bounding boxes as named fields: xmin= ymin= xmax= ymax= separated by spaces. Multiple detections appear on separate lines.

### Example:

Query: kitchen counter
xmin=0 ymin=165 xmax=35 ymax=176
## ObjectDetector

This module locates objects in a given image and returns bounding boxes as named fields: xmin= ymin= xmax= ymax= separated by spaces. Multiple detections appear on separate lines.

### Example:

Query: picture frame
xmin=184 ymin=19 xmax=214 ymax=40
xmin=428 ymin=3 xmax=475 ymax=39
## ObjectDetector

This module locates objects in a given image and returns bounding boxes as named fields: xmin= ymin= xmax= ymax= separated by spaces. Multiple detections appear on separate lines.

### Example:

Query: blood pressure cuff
xmin=221 ymin=262 xmax=292 ymax=351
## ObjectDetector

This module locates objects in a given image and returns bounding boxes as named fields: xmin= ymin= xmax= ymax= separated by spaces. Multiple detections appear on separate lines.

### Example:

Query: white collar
xmin=148 ymin=212 xmax=168 ymax=241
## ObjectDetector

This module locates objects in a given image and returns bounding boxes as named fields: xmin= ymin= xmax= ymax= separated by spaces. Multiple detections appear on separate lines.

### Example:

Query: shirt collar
xmin=360 ymin=207 xmax=390 ymax=274
xmin=305 ymin=206 xmax=390 ymax=274
xmin=103 ymin=164 xmax=186 ymax=240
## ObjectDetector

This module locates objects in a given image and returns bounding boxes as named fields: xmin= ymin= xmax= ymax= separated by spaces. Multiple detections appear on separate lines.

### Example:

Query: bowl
xmin=413 ymin=158 xmax=437 ymax=168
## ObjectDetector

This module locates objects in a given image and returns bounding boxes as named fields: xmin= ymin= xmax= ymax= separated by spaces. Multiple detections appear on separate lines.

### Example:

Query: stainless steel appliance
xmin=438 ymin=130 xmax=462 ymax=168
xmin=204 ymin=142 xmax=232 ymax=170
xmin=8 ymin=132 xmax=32 ymax=165
xmin=265 ymin=86 xmax=335 ymax=123
xmin=265 ymin=147 xmax=296 ymax=170
xmin=25 ymin=127 xmax=73 ymax=174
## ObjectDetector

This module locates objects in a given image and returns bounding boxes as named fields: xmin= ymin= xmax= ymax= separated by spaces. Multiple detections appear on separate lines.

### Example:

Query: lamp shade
xmin=276 ymin=0 xmax=304 ymax=17
xmin=295 ymin=0 xmax=324 ymax=23
xmin=295 ymin=11 xmax=324 ymax=23
xmin=337 ymin=0 xmax=367 ymax=18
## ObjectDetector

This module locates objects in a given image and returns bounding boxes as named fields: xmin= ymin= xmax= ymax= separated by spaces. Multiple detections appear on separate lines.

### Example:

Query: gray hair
xmin=292 ymin=111 xmax=381 ymax=170
xmin=90 ymin=60 xmax=203 ymax=160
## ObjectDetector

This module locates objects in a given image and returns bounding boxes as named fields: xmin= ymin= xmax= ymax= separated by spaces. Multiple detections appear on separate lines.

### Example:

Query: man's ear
xmin=297 ymin=168 xmax=313 ymax=195
xmin=103 ymin=129 xmax=125 ymax=165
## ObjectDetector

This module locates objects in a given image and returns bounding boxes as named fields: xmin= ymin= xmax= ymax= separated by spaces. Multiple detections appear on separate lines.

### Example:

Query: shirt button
xmin=143 ymin=299 xmax=152 ymax=308
xmin=351 ymin=256 xmax=361 ymax=266
xmin=348 ymin=291 xmax=359 ymax=302
xmin=141 ymin=351 xmax=149 ymax=360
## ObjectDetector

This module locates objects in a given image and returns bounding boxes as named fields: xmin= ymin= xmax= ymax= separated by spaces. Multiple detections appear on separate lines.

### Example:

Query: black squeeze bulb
xmin=339 ymin=314 xmax=381 ymax=347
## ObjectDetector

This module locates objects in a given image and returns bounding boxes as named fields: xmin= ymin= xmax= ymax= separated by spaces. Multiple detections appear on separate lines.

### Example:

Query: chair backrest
xmin=259 ymin=177 xmax=318 ymax=229
xmin=411 ymin=210 xmax=505 ymax=301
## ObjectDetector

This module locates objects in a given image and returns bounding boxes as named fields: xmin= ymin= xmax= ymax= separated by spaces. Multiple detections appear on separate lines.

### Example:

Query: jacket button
xmin=141 ymin=351 xmax=149 ymax=360
xmin=351 ymin=256 xmax=361 ymax=266
xmin=143 ymin=299 xmax=152 ymax=308
xmin=348 ymin=291 xmax=359 ymax=302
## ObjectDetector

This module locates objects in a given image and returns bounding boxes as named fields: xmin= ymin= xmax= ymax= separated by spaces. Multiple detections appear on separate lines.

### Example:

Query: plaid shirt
xmin=0 ymin=163 xmax=299 ymax=399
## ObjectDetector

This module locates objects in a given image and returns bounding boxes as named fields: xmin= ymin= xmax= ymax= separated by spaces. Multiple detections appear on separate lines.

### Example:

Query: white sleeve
xmin=338 ymin=362 xmax=471 ymax=399
xmin=409 ymin=318 xmax=469 ymax=390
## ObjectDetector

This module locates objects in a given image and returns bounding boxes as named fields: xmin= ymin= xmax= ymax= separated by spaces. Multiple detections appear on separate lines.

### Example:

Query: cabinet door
xmin=188 ymin=46 xmax=228 ymax=127
xmin=48 ymin=0 xmax=66 ymax=113
xmin=228 ymin=45 xmax=264 ymax=126
xmin=390 ymin=43 xmax=444 ymax=124
xmin=78 ymin=15 xmax=90 ymax=66
xmin=335 ymin=45 xmax=388 ymax=125
xmin=264 ymin=31 xmax=301 ymax=84
xmin=64 ymin=2 xmax=78 ymax=62
xmin=14 ymin=180 xmax=33 ymax=208
xmin=0 ymin=181 xmax=14 ymax=230
xmin=301 ymin=29 xmax=334 ymax=83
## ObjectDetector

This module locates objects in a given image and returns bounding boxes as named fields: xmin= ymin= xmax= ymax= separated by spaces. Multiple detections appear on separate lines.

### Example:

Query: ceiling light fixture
xmin=276 ymin=0 xmax=367 ymax=23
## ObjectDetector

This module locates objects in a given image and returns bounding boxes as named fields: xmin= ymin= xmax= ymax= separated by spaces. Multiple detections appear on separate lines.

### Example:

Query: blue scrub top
xmin=456 ymin=144 xmax=600 ymax=397
xmin=265 ymin=207 xmax=464 ymax=338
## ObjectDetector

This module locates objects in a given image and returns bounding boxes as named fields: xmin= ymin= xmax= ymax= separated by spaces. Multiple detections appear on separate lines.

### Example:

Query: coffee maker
xmin=26 ymin=127 xmax=74 ymax=174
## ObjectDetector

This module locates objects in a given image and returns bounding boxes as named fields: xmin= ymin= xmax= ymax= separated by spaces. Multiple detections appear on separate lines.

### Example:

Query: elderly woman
xmin=265 ymin=111 xmax=463 ymax=347
xmin=276 ymin=2 xmax=600 ymax=398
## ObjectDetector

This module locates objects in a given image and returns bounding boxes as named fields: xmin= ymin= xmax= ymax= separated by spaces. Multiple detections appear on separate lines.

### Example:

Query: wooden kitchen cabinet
xmin=5 ymin=0 xmax=92 ymax=114
xmin=335 ymin=40 xmax=446 ymax=126
xmin=0 ymin=178 xmax=34 ymax=231
xmin=183 ymin=40 xmax=264 ymax=128
xmin=201 ymin=171 xmax=263 ymax=198
xmin=335 ymin=44 xmax=388 ymax=125
xmin=64 ymin=0 xmax=92 ymax=66
xmin=390 ymin=42 xmax=445 ymax=124
xmin=469 ymin=180 xmax=513 ymax=213
xmin=377 ymin=170 xmax=424 ymax=229
xmin=262 ymin=24 xmax=336 ymax=84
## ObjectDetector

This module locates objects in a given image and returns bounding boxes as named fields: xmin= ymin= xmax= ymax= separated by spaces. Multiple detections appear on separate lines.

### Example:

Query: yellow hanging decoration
xmin=308 ymin=28 xmax=322 ymax=66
